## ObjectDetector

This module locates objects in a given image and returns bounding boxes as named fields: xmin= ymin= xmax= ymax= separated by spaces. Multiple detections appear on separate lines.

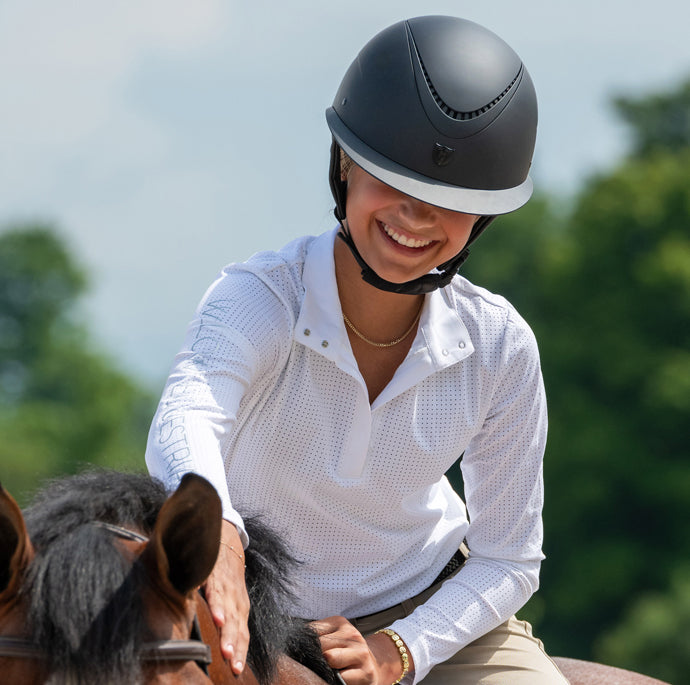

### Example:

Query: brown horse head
xmin=0 ymin=472 xmax=335 ymax=685
xmin=0 ymin=473 xmax=230 ymax=684
xmin=0 ymin=482 xmax=47 ymax=684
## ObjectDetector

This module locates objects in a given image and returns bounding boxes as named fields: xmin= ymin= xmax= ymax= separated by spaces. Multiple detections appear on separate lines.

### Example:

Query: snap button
xmin=458 ymin=341 xmax=466 ymax=349
xmin=321 ymin=340 xmax=329 ymax=348
xmin=442 ymin=349 xmax=449 ymax=356
xmin=304 ymin=329 xmax=311 ymax=336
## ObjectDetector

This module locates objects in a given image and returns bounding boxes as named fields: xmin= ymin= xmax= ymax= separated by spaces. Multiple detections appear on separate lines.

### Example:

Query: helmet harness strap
xmin=330 ymin=141 xmax=496 ymax=296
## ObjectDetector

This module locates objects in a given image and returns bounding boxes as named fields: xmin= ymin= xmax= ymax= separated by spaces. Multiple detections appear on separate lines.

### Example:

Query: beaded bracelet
xmin=374 ymin=628 xmax=410 ymax=685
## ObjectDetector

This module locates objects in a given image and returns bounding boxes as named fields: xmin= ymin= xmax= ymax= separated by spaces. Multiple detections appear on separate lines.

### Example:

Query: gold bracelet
xmin=375 ymin=628 xmax=410 ymax=685
xmin=219 ymin=541 xmax=246 ymax=568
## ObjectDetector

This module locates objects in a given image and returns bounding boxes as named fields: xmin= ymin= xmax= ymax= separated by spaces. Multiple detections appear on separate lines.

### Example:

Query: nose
xmin=399 ymin=194 xmax=437 ymax=223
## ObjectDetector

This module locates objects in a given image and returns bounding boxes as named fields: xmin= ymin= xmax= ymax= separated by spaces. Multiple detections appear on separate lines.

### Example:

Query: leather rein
xmin=0 ymin=522 xmax=212 ymax=672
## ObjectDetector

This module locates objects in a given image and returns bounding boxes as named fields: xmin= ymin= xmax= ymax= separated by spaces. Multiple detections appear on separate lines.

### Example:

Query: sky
xmin=2 ymin=0 xmax=690 ymax=388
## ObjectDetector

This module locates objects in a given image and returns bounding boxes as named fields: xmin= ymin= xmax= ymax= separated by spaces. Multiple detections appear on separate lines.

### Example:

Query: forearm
xmin=389 ymin=556 xmax=539 ymax=683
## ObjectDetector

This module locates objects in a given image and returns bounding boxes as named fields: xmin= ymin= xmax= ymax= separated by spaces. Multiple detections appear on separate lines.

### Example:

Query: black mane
xmin=21 ymin=469 xmax=336 ymax=685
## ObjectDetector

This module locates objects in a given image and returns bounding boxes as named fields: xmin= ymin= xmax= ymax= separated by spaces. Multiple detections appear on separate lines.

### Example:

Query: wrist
xmin=373 ymin=628 xmax=411 ymax=685
xmin=219 ymin=520 xmax=246 ymax=570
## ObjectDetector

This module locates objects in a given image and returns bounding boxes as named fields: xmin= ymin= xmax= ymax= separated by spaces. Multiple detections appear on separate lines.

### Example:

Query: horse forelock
xmin=26 ymin=523 xmax=146 ymax=684
xmin=20 ymin=470 xmax=166 ymax=685
xmin=24 ymin=469 xmax=167 ymax=547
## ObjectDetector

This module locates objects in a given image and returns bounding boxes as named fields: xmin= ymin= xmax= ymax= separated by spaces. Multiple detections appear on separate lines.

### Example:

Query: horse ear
xmin=145 ymin=474 xmax=222 ymax=598
xmin=0 ymin=482 xmax=34 ymax=597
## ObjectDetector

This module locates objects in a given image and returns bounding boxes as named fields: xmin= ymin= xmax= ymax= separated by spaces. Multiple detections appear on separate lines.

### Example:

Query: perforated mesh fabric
xmin=146 ymin=229 xmax=547 ymax=683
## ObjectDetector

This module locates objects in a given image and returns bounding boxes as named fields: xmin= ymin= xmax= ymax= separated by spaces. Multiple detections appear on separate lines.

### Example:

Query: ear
xmin=143 ymin=474 xmax=222 ymax=599
xmin=0 ymin=482 xmax=34 ymax=598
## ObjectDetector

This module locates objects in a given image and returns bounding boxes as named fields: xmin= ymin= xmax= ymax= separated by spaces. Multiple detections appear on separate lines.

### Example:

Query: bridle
xmin=0 ymin=521 xmax=212 ymax=674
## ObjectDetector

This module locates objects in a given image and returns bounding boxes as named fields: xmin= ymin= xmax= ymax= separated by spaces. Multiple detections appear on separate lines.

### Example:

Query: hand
xmin=203 ymin=519 xmax=250 ymax=675
xmin=311 ymin=616 xmax=413 ymax=685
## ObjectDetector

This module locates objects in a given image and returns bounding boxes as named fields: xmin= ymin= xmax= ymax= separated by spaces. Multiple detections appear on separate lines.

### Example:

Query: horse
xmin=553 ymin=657 xmax=671 ymax=685
xmin=0 ymin=470 xmax=338 ymax=685
xmin=1 ymin=470 xmax=671 ymax=685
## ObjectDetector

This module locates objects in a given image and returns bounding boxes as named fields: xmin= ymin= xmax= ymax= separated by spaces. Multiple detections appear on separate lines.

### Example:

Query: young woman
xmin=146 ymin=16 xmax=568 ymax=684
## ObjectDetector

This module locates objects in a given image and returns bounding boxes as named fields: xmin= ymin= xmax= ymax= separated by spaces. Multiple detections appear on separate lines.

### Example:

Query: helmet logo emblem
xmin=432 ymin=142 xmax=455 ymax=167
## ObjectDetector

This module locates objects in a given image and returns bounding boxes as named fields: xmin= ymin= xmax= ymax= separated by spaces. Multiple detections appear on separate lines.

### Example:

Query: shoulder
xmin=201 ymin=234 xmax=317 ymax=323
xmin=447 ymin=275 xmax=539 ymax=359
xmin=181 ymin=235 xmax=319 ymax=369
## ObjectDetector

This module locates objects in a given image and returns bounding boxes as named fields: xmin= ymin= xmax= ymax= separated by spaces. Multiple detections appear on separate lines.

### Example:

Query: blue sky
xmin=2 ymin=0 xmax=689 ymax=386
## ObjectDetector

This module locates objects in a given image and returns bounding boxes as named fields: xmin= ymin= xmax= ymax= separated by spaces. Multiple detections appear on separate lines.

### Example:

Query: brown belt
xmin=349 ymin=543 xmax=469 ymax=634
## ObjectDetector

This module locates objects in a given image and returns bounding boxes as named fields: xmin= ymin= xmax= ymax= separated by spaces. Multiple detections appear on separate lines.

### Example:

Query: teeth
xmin=383 ymin=223 xmax=432 ymax=248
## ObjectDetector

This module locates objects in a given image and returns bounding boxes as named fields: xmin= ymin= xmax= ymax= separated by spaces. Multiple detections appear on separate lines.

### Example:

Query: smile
xmin=381 ymin=223 xmax=433 ymax=249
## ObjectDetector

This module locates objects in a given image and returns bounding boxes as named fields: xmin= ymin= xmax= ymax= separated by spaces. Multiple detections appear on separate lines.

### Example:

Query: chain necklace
xmin=342 ymin=305 xmax=423 ymax=348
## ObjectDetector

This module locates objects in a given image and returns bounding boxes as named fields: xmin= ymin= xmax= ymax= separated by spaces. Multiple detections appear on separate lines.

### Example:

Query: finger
xmin=204 ymin=575 xmax=250 ymax=671
xmin=332 ymin=666 xmax=373 ymax=685
xmin=310 ymin=615 xmax=353 ymax=637
xmin=222 ymin=615 xmax=250 ymax=674
xmin=310 ymin=618 xmax=341 ymax=636
xmin=320 ymin=645 xmax=351 ymax=670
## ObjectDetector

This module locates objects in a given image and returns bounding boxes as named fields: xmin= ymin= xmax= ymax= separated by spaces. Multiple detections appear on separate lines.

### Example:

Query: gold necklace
xmin=342 ymin=306 xmax=423 ymax=348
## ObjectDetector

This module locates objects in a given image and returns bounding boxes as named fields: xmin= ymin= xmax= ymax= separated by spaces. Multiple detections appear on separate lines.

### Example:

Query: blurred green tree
xmin=456 ymin=80 xmax=690 ymax=681
xmin=0 ymin=224 xmax=154 ymax=505
xmin=535 ymin=150 xmax=690 ymax=666
xmin=614 ymin=78 xmax=690 ymax=157
xmin=595 ymin=567 xmax=690 ymax=685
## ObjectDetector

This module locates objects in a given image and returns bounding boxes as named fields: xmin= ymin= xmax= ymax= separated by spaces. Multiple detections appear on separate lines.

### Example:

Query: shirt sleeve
xmin=389 ymin=311 xmax=548 ymax=683
xmin=145 ymin=267 xmax=292 ymax=547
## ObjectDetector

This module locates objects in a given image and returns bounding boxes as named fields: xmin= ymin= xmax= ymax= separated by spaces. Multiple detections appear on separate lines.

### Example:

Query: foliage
xmin=0 ymin=224 xmax=154 ymax=506
xmin=614 ymin=79 xmax=690 ymax=158
xmin=596 ymin=568 xmax=690 ymax=684
xmin=457 ymin=81 xmax=690 ymax=680
xmin=535 ymin=151 xmax=690 ymax=666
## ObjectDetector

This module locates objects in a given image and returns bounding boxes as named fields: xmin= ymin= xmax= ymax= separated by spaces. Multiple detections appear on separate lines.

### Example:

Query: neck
xmin=334 ymin=236 xmax=424 ymax=336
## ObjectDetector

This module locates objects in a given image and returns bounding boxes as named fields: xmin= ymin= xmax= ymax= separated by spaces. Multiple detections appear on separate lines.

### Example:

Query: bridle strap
xmin=140 ymin=639 xmax=212 ymax=665
xmin=0 ymin=637 xmax=45 ymax=659
xmin=91 ymin=520 xmax=149 ymax=542
xmin=0 ymin=636 xmax=211 ymax=665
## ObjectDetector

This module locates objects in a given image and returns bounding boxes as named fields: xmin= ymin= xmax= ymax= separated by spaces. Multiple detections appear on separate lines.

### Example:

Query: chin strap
xmin=335 ymin=229 xmax=471 ymax=295
xmin=330 ymin=140 xmax=496 ymax=295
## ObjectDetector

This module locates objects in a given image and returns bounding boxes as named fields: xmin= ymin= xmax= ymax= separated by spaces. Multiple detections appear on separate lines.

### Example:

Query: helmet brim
xmin=327 ymin=107 xmax=533 ymax=216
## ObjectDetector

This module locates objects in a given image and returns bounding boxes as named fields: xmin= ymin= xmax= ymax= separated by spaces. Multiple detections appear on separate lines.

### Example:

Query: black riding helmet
xmin=327 ymin=15 xmax=538 ymax=295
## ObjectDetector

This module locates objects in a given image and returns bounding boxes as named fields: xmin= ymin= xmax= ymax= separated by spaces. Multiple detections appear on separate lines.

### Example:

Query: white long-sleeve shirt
xmin=145 ymin=228 xmax=547 ymax=682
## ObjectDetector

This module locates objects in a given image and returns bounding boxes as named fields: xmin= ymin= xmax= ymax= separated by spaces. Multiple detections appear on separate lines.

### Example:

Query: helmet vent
xmin=419 ymin=57 xmax=521 ymax=121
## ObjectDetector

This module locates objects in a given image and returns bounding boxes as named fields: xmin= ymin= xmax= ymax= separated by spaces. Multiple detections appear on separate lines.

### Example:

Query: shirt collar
xmin=295 ymin=229 xmax=349 ymax=361
xmin=295 ymin=228 xmax=474 ymax=371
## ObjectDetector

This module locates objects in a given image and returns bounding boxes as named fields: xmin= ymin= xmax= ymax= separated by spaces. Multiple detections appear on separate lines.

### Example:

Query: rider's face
xmin=343 ymin=165 xmax=477 ymax=285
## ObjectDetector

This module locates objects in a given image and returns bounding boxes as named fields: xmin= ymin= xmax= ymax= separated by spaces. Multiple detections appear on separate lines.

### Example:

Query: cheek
xmin=449 ymin=216 xmax=478 ymax=245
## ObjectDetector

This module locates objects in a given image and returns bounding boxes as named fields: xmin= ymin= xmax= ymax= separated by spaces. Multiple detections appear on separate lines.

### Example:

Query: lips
xmin=380 ymin=222 xmax=434 ymax=249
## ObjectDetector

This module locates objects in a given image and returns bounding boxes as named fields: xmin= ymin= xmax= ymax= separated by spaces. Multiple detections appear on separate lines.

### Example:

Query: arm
xmin=145 ymin=268 xmax=292 ymax=674
xmin=389 ymin=314 xmax=548 ymax=683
